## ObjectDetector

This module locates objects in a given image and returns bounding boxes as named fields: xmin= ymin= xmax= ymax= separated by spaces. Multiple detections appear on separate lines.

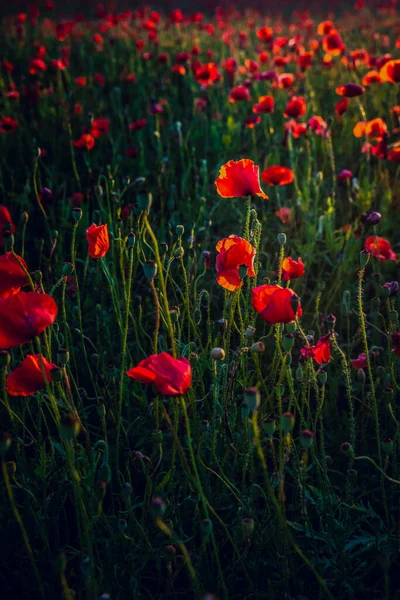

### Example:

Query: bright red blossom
xmin=126 ymin=352 xmax=191 ymax=396
xmin=215 ymin=159 xmax=268 ymax=199
xmin=365 ymin=236 xmax=397 ymax=261
xmin=6 ymin=354 xmax=57 ymax=397
xmin=252 ymin=284 xmax=302 ymax=324
xmin=261 ymin=166 xmax=294 ymax=186
xmin=284 ymin=96 xmax=306 ymax=119
xmin=0 ymin=292 xmax=58 ymax=349
xmin=280 ymin=257 xmax=305 ymax=281
xmin=86 ymin=224 xmax=110 ymax=259
xmin=215 ymin=235 xmax=255 ymax=292
xmin=301 ymin=334 xmax=331 ymax=365
xmin=0 ymin=253 xmax=28 ymax=299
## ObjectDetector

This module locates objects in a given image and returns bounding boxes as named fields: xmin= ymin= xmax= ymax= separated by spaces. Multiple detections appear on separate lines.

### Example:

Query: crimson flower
xmin=284 ymin=96 xmax=306 ymax=119
xmin=336 ymin=83 xmax=365 ymax=97
xmin=215 ymin=235 xmax=255 ymax=292
xmin=91 ymin=117 xmax=110 ymax=138
xmin=365 ymin=236 xmax=397 ymax=261
xmin=252 ymin=284 xmax=302 ymax=324
xmin=280 ymin=257 xmax=305 ymax=281
xmin=308 ymin=116 xmax=328 ymax=136
xmin=350 ymin=350 xmax=378 ymax=369
xmin=322 ymin=30 xmax=345 ymax=55
xmin=215 ymin=159 xmax=268 ymax=199
xmin=0 ymin=292 xmax=58 ymax=348
xmin=229 ymin=86 xmax=250 ymax=102
xmin=72 ymin=134 xmax=95 ymax=150
xmin=6 ymin=354 xmax=57 ymax=396
xmin=261 ymin=166 xmax=294 ymax=186
xmin=0 ymin=117 xmax=18 ymax=133
xmin=86 ymin=224 xmax=110 ymax=259
xmin=253 ymin=95 xmax=274 ymax=114
xmin=300 ymin=334 xmax=331 ymax=364
xmin=335 ymin=98 xmax=349 ymax=116
xmin=126 ymin=352 xmax=191 ymax=396
xmin=379 ymin=59 xmax=400 ymax=83
xmin=0 ymin=253 xmax=28 ymax=299
xmin=337 ymin=169 xmax=353 ymax=181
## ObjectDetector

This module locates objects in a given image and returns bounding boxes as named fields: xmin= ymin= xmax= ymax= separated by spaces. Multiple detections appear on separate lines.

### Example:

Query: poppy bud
xmin=282 ymin=334 xmax=294 ymax=352
xmin=241 ymin=517 xmax=254 ymax=537
xmin=317 ymin=281 xmax=326 ymax=291
xmin=128 ymin=232 xmax=136 ymax=248
xmin=137 ymin=192 xmax=152 ymax=213
xmin=174 ymin=247 xmax=184 ymax=258
xmin=0 ymin=432 xmax=12 ymax=456
xmin=326 ymin=313 xmax=336 ymax=329
xmin=57 ymin=349 xmax=70 ymax=366
xmin=20 ymin=211 xmax=29 ymax=225
xmin=290 ymin=294 xmax=300 ymax=316
xmin=72 ymin=207 xmax=83 ymax=222
xmin=317 ymin=369 xmax=327 ymax=385
xmin=280 ymin=412 xmax=294 ymax=433
xmin=211 ymin=347 xmax=225 ymax=360
xmin=244 ymin=387 xmax=260 ymax=411
xmin=160 ymin=242 xmax=168 ymax=255
xmin=300 ymin=429 xmax=314 ymax=449
xmin=95 ymin=481 xmax=106 ymax=501
xmin=360 ymin=249 xmax=370 ymax=268
xmin=118 ymin=518 xmax=128 ymax=531
xmin=251 ymin=341 xmax=265 ymax=353
xmin=340 ymin=442 xmax=354 ymax=457
xmin=383 ymin=386 xmax=394 ymax=401
xmin=357 ymin=368 xmax=365 ymax=383
xmin=202 ymin=250 xmax=211 ymax=269
xmin=163 ymin=545 xmax=176 ymax=562
xmin=285 ymin=321 xmax=297 ymax=334
xmin=263 ymin=417 xmax=275 ymax=437
xmin=59 ymin=414 xmax=80 ymax=440
xmin=62 ymin=262 xmax=75 ymax=276
xmin=347 ymin=468 xmax=358 ymax=484
xmin=0 ymin=350 xmax=11 ymax=368
xmin=143 ymin=260 xmax=157 ymax=281
xmin=175 ymin=224 xmax=184 ymax=236
xmin=244 ymin=325 xmax=256 ymax=338
xmin=382 ymin=437 xmax=394 ymax=455
xmin=365 ymin=211 xmax=381 ymax=225
xmin=150 ymin=497 xmax=166 ymax=519
xmin=50 ymin=367 xmax=63 ymax=383
xmin=201 ymin=519 xmax=213 ymax=536
xmin=382 ymin=281 xmax=399 ymax=297
xmin=277 ymin=233 xmax=287 ymax=246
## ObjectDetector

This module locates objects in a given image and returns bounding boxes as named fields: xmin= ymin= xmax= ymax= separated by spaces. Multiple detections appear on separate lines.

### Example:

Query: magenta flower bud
xmin=365 ymin=211 xmax=381 ymax=225
xmin=383 ymin=281 xmax=399 ymax=297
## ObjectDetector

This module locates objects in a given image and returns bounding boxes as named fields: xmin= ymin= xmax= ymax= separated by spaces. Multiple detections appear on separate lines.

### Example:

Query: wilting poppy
xmin=276 ymin=207 xmax=294 ymax=225
xmin=300 ymin=333 xmax=331 ymax=365
xmin=284 ymin=96 xmax=306 ymax=119
xmin=336 ymin=83 xmax=365 ymax=97
xmin=6 ymin=354 xmax=57 ymax=396
xmin=215 ymin=159 xmax=268 ymax=199
xmin=252 ymin=284 xmax=302 ymax=324
xmin=253 ymin=95 xmax=274 ymax=114
xmin=72 ymin=133 xmax=95 ymax=150
xmin=86 ymin=224 xmax=110 ymax=258
xmin=280 ymin=257 xmax=305 ymax=281
xmin=0 ymin=292 xmax=58 ymax=348
xmin=365 ymin=236 xmax=397 ymax=261
xmin=126 ymin=352 xmax=192 ymax=396
xmin=215 ymin=235 xmax=256 ymax=292
xmin=229 ymin=86 xmax=250 ymax=102
xmin=261 ymin=166 xmax=294 ymax=186
xmin=0 ymin=206 xmax=15 ymax=247
xmin=0 ymin=253 xmax=28 ymax=299
xmin=379 ymin=59 xmax=400 ymax=83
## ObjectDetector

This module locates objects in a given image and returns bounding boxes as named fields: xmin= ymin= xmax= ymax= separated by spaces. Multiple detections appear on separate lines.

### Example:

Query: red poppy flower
xmin=170 ymin=9 xmax=184 ymax=24
xmin=336 ymin=83 xmax=365 ymax=97
xmin=229 ymin=86 xmax=250 ymax=102
xmin=308 ymin=116 xmax=328 ymax=136
xmin=323 ymin=30 xmax=345 ymax=56
xmin=75 ymin=76 xmax=87 ymax=87
xmin=276 ymin=207 xmax=294 ymax=225
xmin=317 ymin=21 xmax=333 ymax=36
xmin=253 ymin=95 xmax=274 ymax=114
xmin=256 ymin=26 xmax=273 ymax=42
xmin=94 ymin=73 xmax=105 ymax=86
xmin=0 ymin=292 xmax=58 ymax=348
xmin=353 ymin=118 xmax=387 ymax=140
xmin=72 ymin=134 xmax=95 ymax=151
xmin=0 ymin=117 xmax=18 ymax=134
xmin=275 ymin=73 xmax=295 ymax=89
xmin=388 ymin=147 xmax=400 ymax=162
xmin=300 ymin=333 xmax=331 ymax=365
xmin=194 ymin=63 xmax=220 ymax=86
xmin=252 ymin=284 xmax=302 ymax=324
xmin=91 ymin=117 xmax=110 ymax=138
xmin=280 ymin=257 xmax=305 ymax=281
xmin=379 ymin=60 xmax=400 ymax=83
xmin=215 ymin=235 xmax=256 ymax=292
xmin=6 ymin=354 xmax=57 ymax=397
xmin=223 ymin=58 xmax=237 ymax=74
xmin=362 ymin=70 xmax=383 ymax=86
xmin=70 ymin=192 xmax=84 ymax=207
xmin=337 ymin=169 xmax=353 ymax=181
xmin=0 ymin=253 xmax=28 ymax=299
xmin=29 ymin=58 xmax=47 ymax=74
xmin=215 ymin=159 xmax=268 ymax=199
xmin=261 ymin=166 xmax=294 ymax=186
xmin=284 ymin=120 xmax=307 ymax=138
xmin=298 ymin=52 xmax=313 ymax=71
xmin=0 ymin=206 xmax=15 ymax=247
xmin=284 ymin=96 xmax=306 ymax=119
xmin=335 ymin=98 xmax=349 ymax=116
xmin=244 ymin=115 xmax=261 ymax=129
xmin=365 ymin=236 xmax=397 ymax=261
xmin=126 ymin=352 xmax=191 ymax=396
xmin=350 ymin=352 xmax=368 ymax=369
xmin=129 ymin=119 xmax=147 ymax=131
xmin=86 ymin=224 xmax=110 ymax=259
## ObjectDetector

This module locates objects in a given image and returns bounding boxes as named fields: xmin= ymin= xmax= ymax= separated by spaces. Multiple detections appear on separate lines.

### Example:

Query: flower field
xmin=2 ymin=2 xmax=400 ymax=598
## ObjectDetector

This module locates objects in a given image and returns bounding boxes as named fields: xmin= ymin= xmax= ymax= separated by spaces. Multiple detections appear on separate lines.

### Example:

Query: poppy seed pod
xmin=143 ymin=260 xmax=157 ymax=280
xmin=244 ymin=325 xmax=256 ymax=338
xmin=290 ymin=294 xmax=300 ymax=316
xmin=282 ymin=334 xmax=295 ymax=352
xmin=201 ymin=519 xmax=213 ymax=536
xmin=263 ymin=417 xmax=276 ymax=437
xmin=251 ymin=341 xmax=265 ymax=353
xmin=286 ymin=321 xmax=297 ymax=334
xmin=300 ymin=429 xmax=314 ymax=449
xmin=277 ymin=233 xmax=287 ymax=246
xmin=326 ymin=313 xmax=336 ymax=328
xmin=382 ymin=437 xmax=394 ymax=455
xmin=244 ymin=387 xmax=260 ymax=411
xmin=211 ymin=347 xmax=225 ymax=360
xmin=150 ymin=497 xmax=166 ymax=519
xmin=175 ymin=224 xmax=184 ymax=236
xmin=241 ymin=518 xmax=254 ymax=537
xmin=72 ymin=207 xmax=83 ymax=222
xmin=340 ymin=442 xmax=354 ymax=457
xmin=280 ymin=412 xmax=295 ymax=433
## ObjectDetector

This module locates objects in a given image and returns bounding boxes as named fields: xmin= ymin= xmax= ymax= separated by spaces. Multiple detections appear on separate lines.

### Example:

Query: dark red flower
xmin=252 ymin=284 xmax=302 ymax=324
xmin=91 ymin=117 xmax=110 ymax=138
xmin=253 ymin=95 xmax=274 ymax=114
xmin=72 ymin=134 xmax=95 ymax=151
xmin=336 ymin=83 xmax=365 ymax=97
xmin=261 ymin=166 xmax=294 ymax=186
xmin=6 ymin=354 xmax=57 ymax=396
xmin=215 ymin=235 xmax=255 ymax=292
xmin=335 ymin=98 xmax=349 ymax=116
xmin=308 ymin=116 xmax=328 ymax=136
xmin=256 ymin=26 xmax=273 ymax=42
xmin=126 ymin=352 xmax=191 ymax=396
xmin=365 ymin=236 xmax=396 ymax=261
xmin=300 ymin=334 xmax=331 ymax=364
xmin=86 ymin=224 xmax=110 ymax=259
xmin=0 ymin=253 xmax=28 ymax=299
xmin=280 ymin=257 xmax=305 ymax=281
xmin=0 ymin=292 xmax=58 ymax=349
xmin=323 ymin=30 xmax=345 ymax=56
xmin=229 ymin=86 xmax=250 ymax=102
xmin=284 ymin=96 xmax=306 ymax=119
xmin=129 ymin=119 xmax=147 ymax=131
xmin=0 ymin=117 xmax=18 ymax=134
xmin=215 ymin=159 xmax=268 ymax=199
xmin=392 ymin=333 xmax=400 ymax=357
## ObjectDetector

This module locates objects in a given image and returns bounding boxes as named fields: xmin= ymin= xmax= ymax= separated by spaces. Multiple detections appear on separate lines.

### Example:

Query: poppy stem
xmin=243 ymin=194 xmax=252 ymax=241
